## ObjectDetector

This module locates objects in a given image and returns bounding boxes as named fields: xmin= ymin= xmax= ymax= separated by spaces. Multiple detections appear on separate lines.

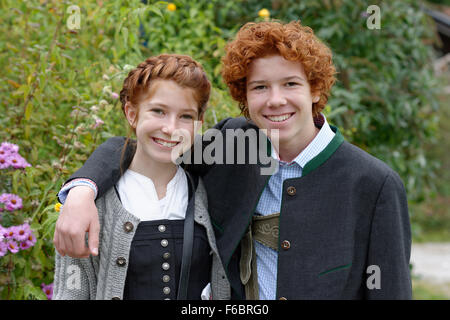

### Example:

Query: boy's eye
xmin=253 ymin=85 xmax=266 ymax=90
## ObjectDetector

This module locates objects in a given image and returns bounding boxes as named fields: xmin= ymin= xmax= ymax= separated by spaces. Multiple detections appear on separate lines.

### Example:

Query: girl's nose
xmin=161 ymin=116 xmax=177 ymax=137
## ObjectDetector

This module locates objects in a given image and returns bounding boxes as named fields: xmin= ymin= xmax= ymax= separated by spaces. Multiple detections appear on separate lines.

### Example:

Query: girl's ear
xmin=124 ymin=102 xmax=137 ymax=128
xmin=312 ymin=95 xmax=320 ymax=103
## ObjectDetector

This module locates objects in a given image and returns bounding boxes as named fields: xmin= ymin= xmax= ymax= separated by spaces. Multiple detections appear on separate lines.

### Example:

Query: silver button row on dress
xmin=159 ymin=224 xmax=171 ymax=297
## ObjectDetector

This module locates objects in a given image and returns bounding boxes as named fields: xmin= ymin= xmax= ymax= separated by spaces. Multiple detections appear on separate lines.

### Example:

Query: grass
xmin=412 ymin=278 xmax=450 ymax=300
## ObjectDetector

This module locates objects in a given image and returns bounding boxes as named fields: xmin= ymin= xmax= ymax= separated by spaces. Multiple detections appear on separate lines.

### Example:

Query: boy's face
xmin=246 ymin=55 xmax=319 ymax=155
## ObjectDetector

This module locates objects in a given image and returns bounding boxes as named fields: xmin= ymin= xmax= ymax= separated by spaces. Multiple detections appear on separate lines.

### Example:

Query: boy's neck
xmin=276 ymin=124 xmax=320 ymax=163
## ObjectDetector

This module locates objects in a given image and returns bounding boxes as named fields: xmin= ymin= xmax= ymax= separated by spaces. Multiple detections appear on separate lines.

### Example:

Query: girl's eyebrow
xmin=146 ymin=103 xmax=197 ymax=113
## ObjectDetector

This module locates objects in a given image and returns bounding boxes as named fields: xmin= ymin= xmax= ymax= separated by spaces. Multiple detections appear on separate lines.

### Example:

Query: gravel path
xmin=411 ymin=242 xmax=450 ymax=283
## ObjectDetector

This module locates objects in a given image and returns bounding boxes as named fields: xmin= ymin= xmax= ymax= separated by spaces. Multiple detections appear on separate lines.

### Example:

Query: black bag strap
xmin=177 ymin=171 xmax=196 ymax=300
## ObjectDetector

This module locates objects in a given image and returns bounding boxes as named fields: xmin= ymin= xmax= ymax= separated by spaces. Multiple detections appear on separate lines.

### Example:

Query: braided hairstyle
xmin=118 ymin=54 xmax=211 ymax=172
xmin=120 ymin=54 xmax=211 ymax=122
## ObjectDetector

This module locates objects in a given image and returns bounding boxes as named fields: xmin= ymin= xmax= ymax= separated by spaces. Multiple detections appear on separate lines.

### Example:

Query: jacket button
xmin=281 ymin=240 xmax=291 ymax=250
xmin=123 ymin=222 xmax=134 ymax=233
xmin=158 ymin=225 xmax=166 ymax=232
xmin=161 ymin=239 xmax=168 ymax=247
xmin=279 ymin=296 xmax=287 ymax=300
xmin=163 ymin=252 xmax=171 ymax=259
xmin=111 ymin=296 xmax=121 ymax=300
xmin=116 ymin=257 xmax=127 ymax=266
xmin=162 ymin=262 xmax=170 ymax=270
xmin=287 ymin=186 xmax=296 ymax=196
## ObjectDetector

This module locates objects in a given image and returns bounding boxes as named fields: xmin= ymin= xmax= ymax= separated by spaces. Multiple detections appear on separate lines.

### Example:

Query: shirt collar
xmin=270 ymin=113 xmax=336 ymax=168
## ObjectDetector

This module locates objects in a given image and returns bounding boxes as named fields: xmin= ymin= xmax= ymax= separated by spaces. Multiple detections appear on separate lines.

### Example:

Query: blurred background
xmin=0 ymin=0 xmax=448 ymax=299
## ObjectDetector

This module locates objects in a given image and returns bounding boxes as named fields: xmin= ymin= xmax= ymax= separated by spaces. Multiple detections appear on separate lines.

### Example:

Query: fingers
xmin=53 ymin=226 xmax=65 ymax=257
xmin=88 ymin=213 xmax=100 ymax=256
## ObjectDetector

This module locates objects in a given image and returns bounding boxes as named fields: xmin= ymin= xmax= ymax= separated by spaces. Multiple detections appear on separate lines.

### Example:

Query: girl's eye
xmin=152 ymin=109 xmax=164 ymax=115
xmin=286 ymin=82 xmax=299 ymax=87
xmin=181 ymin=114 xmax=194 ymax=120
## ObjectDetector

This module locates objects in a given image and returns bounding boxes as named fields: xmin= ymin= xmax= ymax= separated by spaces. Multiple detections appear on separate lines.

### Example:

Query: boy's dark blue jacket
xmin=65 ymin=117 xmax=412 ymax=300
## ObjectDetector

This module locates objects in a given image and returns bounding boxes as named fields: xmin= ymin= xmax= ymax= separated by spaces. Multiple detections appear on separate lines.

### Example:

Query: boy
xmin=54 ymin=21 xmax=412 ymax=299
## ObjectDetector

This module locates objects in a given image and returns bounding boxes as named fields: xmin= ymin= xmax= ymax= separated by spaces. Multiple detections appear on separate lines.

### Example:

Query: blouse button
xmin=123 ymin=222 xmax=134 ymax=233
xmin=162 ymin=262 xmax=170 ymax=271
xmin=161 ymin=239 xmax=168 ymax=247
xmin=158 ymin=225 xmax=166 ymax=232
xmin=116 ymin=257 xmax=127 ymax=266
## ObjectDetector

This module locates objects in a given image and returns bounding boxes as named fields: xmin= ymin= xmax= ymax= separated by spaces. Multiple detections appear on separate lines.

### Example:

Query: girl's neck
xmin=129 ymin=148 xmax=178 ymax=200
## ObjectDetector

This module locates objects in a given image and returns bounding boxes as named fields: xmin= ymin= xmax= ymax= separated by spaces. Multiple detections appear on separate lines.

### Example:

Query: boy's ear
xmin=124 ymin=102 xmax=137 ymax=128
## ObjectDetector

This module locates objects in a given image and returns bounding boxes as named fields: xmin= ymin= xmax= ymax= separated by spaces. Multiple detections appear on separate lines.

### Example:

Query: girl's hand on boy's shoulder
xmin=53 ymin=186 xmax=100 ymax=258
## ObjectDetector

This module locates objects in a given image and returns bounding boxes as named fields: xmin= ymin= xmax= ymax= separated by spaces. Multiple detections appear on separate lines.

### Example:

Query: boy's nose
xmin=267 ymin=87 xmax=287 ymax=107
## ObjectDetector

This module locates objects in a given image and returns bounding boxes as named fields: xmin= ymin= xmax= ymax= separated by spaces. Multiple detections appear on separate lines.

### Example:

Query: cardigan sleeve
xmin=53 ymin=251 xmax=97 ymax=300
xmin=365 ymin=171 xmax=412 ymax=299
xmin=64 ymin=136 xmax=133 ymax=199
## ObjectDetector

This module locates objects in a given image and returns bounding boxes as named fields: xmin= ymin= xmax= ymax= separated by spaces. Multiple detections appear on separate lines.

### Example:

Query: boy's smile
xmin=246 ymin=54 xmax=320 ymax=162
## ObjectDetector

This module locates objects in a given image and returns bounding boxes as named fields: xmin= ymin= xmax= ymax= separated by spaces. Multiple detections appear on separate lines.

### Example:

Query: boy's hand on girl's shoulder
xmin=53 ymin=186 xmax=100 ymax=258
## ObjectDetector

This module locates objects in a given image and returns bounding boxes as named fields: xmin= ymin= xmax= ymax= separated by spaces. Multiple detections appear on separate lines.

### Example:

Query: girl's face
xmin=125 ymin=79 xmax=199 ymax=166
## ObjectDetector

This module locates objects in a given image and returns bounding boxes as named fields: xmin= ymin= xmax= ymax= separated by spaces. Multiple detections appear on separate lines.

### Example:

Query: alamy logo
xmin=66 ymin=5 xmax=81 ymax=30
xmin=366 ymin=265 xmax=381 ymax=289
xmin=66 ymin=265 xmax=81 ymax=290
xmin=169 ymin=122 xmax=280 ymax=176
xmin=366 ymin=5 xmax=381 ymax=30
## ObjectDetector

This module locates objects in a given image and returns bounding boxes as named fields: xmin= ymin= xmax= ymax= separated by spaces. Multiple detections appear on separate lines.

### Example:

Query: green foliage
xmin=0 ymin=0 xmax=444 ymax=299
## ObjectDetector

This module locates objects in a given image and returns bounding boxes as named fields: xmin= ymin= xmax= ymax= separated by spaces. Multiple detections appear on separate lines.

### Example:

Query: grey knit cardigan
xmin=53 ymin=178 xmax=231 ymax=300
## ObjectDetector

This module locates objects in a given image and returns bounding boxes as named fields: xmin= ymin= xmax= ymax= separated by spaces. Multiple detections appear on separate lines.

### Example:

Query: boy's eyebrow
xmin=248 ymin=76 xmax=306 ymax=85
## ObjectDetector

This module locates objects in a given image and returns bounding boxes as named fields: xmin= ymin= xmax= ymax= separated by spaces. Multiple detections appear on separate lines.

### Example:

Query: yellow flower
xmin=167 ymin=3 xmax=176 ymax=11
xmin=258 ymin=8 xmax=270 ymax=19
xmin=54 ymin=203 xmax=62 ymax=212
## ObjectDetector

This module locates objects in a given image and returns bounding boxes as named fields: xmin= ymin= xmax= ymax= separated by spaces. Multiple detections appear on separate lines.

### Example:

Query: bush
xmin=0 ymin=0 xmax=443 ymax=299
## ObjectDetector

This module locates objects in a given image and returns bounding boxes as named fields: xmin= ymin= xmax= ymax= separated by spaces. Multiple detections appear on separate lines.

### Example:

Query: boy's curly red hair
xmin=221 ymin=21 xmax=336 ymax=118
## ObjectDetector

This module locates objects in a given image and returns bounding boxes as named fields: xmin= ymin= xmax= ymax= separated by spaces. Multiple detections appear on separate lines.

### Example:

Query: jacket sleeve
xmin=65 ymin=136 xmax=134 ymax=199
xmin=53 ymin=251 xmax=96 ymax=300
xmin=365 ymin=171 xmax=412 ymax=299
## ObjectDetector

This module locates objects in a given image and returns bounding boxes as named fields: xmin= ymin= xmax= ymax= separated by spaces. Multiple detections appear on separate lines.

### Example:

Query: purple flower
xmin=15 ymin=223 xmax=31 ymax=242
xmin=0 ymin=142 xmax=19 ymax=156
xmin=41 ymin=283 xmax=53 ymax=300
xmin=111 ymin=92 xmax=119 ymax=99
xmin=3 ymin=226 xmax=18 ymax=239
xmin=1 ymin=194 xmax=23 ymax=211
xmin=0 ymin=154 xmax=11 ymax=169
xmin=360 ymin=11 xmax=369 ymax=18
xmin=6 ymin=239 xmax=19 ymax=253
xmin=19 ymin=240 xmax=32 ymax=250
xmin=24 ymin=232 xmax=37 ymax=247
xmin=0 ymin=241 xmax=7 ymax=257
xmin=93 ymin=118 xmax=104 ymax=129
xmin=9 ymin=154 xmax=31 ymax=169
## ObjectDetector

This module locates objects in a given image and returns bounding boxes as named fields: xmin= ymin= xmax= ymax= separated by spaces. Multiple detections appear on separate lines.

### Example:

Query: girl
xmin=53 ymin=54 xmax=230 ymax=300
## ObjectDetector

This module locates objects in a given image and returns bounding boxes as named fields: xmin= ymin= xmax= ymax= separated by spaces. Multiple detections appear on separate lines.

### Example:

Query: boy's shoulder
xmin=337 ymin=140 xmax=403 ymax=182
